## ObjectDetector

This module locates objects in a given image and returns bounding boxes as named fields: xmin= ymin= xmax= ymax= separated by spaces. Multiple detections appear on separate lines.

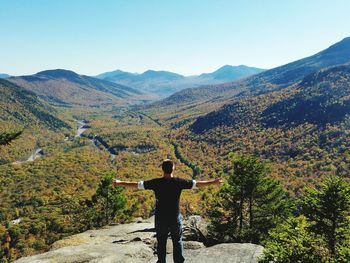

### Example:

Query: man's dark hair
xmin=162 ymin=159 xmax=174 ymax=174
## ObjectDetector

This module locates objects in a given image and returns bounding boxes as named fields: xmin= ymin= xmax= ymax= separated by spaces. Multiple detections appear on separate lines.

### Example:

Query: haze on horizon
xmin=0 ymin=0 xmax=349 ymax=76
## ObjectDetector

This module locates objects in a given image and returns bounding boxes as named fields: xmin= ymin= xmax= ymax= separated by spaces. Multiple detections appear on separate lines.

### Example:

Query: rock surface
xmin=15 ymin=216 xmax=264 ymax=263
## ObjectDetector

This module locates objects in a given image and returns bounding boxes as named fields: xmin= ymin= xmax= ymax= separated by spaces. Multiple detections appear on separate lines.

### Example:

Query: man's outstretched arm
xmin=113 ymin=179 xmax=139 ymax=188
xmin=196 ymin=178 xmax=223 ymax=188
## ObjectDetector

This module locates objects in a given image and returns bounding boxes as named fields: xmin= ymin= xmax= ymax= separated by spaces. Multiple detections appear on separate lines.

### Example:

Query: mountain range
xmin=96 ymin=65 xmax=265 ymax=98
xmin=145 ymin=37 xmax=350 ymax=124
xmin=8 ymin=69 xmax=153 ymax=107
xmin=2 ymin=65 xmax=265 ymax=107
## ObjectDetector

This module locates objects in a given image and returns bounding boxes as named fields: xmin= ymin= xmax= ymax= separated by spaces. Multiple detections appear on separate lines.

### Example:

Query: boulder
xmin=182 ymin=215 xmax=210 ymax=243
xmin=14 ymin=216 xmax=264 ymax=263
xmin=184 ymin=243 xmax=264 ymax=263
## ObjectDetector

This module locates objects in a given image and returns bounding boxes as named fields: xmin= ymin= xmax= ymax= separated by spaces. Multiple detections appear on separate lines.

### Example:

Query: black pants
xmin=155 ymin=214 xmax=185 ymax=263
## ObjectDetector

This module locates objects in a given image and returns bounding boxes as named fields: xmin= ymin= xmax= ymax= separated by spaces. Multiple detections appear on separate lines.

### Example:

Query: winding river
xmin=12 ymin=120 xmax=116 ymax=165
xmin=75 ymin=120 xmax=88 ymax=137
xmin=12 ymin=148 xmax=43 ymax=165
xmin=75 ymin=120 xmax=116 ymax=162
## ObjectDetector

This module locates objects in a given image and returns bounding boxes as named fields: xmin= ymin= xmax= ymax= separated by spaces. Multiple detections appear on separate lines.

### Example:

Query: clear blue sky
xmin=1 ymin=0 xmax=349 ymax=76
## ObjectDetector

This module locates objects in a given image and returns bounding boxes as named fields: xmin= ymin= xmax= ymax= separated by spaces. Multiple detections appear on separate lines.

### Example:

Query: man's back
xmin=143 ymin=177 xmax=194 ymax=218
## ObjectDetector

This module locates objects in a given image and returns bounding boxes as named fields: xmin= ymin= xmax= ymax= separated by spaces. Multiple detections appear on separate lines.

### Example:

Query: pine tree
xmin=259 ymin=216 xmax=328 ymax=263
xmin=301 ymin=176 xmax=350 ymax=258
xmin=208 ymin=154 xmax=291 ymax=243
xmin=80 ymin=172 xmax=127 ymax=227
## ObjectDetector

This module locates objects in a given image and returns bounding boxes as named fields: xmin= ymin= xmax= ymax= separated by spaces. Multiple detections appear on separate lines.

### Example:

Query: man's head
xmin=162 ymin=159 xmax=174 ymax=174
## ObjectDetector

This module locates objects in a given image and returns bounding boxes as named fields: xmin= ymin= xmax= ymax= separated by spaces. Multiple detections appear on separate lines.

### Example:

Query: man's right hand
xmin=113 ymin=179 xmax=122 ymax=187
xmin=214 ymin=178 xmax=223 ymax=185
xmin=196 ymin=178 xmax=223 ymax=188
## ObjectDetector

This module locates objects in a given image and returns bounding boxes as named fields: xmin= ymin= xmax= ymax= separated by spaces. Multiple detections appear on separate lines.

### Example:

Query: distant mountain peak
xmin=0 ymin=73 xmax=11 ymax=78
xmin=201 ymin=65 xmax=266 ymax=81
xmin=108 ymin=69 xmax=137 ymax=75
xmin=114 ymin=69 xmax=127 ymax=73
xmin=142 ymin=69 xmax=157 ymax=74
xmin=36 ymin=69 xmax=80 ymax=79
xmin=216 ymin=65 xmax=235 ymax=70
xmin=96 ymin=69 xmax=138 ymax=80
xmin=220 ymin=64 xmax=254 ymax=69
xmin=141 ymin=70 xmax=184 ymax=79
xmin=214 ymin=64 xmax=264 ymax=72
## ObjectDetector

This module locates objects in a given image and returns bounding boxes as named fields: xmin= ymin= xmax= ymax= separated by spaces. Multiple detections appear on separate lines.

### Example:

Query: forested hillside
xmin=191 ymin=64 xmax=350 ymax=132
xmin=0 ymin=79 xmax=70 ymax=164
xmin=160 ymin=64 xmax=350 ymax=194
xmin=0 ymin=79 xmax=69 ymax=129
xmin=9 ymin=69 xmax=151 ymax=107
xmin=262 ymin=64 xmax=350 ymax=127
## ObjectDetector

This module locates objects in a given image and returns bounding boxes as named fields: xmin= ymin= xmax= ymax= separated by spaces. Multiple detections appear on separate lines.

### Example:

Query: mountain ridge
xmin=172 ymin=37 xmax=350 ymax=103
xmin=143 ymin=36 xmax=350 ymax=124
xmin=96 ymin=65 xmax=265 ymax=98
xmin=8 ymin=69 xmax=152 ymax=107
xmin=190 ymin=63 xmax=350 ymax=133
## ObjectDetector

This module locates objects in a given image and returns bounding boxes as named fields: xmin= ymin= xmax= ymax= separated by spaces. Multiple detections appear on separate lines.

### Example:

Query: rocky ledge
xmin=15 ymin=216 xmax=264 ymax=263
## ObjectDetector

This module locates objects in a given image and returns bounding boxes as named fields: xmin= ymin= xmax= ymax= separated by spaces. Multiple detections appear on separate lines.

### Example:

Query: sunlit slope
xmin=9 ymin=69 xmax=152 ymax=107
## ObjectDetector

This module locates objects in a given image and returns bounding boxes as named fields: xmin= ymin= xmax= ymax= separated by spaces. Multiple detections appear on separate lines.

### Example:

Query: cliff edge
xmin=15 ymin=216 xmax=264 ymax=263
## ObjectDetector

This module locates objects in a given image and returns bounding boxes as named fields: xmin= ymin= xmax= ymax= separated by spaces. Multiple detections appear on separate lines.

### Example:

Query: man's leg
xmin=155 ymin=217 xmax=169 ymax=263
xmin=170 ymin=215 xmax=185 ymax=263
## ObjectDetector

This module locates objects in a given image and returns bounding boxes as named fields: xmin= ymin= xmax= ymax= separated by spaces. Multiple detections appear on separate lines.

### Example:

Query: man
xmin=113 ymin=159 xmax=222 ymax=263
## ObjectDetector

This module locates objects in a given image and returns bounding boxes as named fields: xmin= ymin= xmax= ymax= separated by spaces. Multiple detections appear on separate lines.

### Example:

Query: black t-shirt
xmin=144 ymin=177 xmax=194 ymax=218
